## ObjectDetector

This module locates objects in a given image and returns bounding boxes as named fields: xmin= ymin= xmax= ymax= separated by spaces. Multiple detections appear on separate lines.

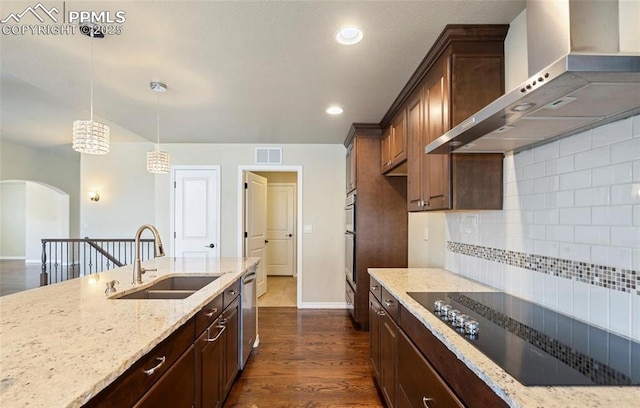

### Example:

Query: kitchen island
xmin=0 ymin=257 xmax=259 ymax=408
xmin=369 ymin=268 xmax=640 ymax=408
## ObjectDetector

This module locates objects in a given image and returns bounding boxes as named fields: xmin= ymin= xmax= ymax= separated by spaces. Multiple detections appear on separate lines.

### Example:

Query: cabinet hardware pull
xmin=377 ymin=310 xmax=386 ymax=316
xmin=371 ymin=285 xmax=379 ymax=290
xmin=422 ymin=397 xmax=433 ymax=407
xmin=204 ymin=308 xmax=218 ymax=317
xmin=383 ymin=300 xmax=394 ymax=307
xmin=143 ymin=356 xmax=166 ymax=376
xmin=206 ymin=325 xmax=226 ymax=342
xmin=228 ymin=290 xmax=237 ymax=296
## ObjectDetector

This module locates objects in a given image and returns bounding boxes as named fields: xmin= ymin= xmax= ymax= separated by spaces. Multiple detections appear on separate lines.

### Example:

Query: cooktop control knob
xmin=441 ymin=304 xmax=453 ymax=320
xmin=464 ymin=320 xmax=480 ymax=335
xmin=448 ymin=309 xmax=461 ymax=324
xmin=455 ymin=314 xmax=470 ymax=328
xmin=434 ymin=300 xmax=445 ymax=313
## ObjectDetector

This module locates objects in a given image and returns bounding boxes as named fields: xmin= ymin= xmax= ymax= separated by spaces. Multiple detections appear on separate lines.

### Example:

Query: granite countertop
xmin=0 ymin=257 xmax=259 ymax=408
xmin=368 ymin=268 xmax=640 ymax=408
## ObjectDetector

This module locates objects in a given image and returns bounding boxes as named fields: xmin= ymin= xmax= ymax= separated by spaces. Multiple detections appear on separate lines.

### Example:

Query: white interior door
xmin=244 ymin=172 xmax=268 ymax=297
xmin=265 ymin=184 xmax=295 ymax=276
xmin=173 ymin=167 xmax=220 ymax=258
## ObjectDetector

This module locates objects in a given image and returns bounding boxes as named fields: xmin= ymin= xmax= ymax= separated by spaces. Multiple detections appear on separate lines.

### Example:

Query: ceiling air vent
xmin=255 ymin=147 xmax=282 ymax=165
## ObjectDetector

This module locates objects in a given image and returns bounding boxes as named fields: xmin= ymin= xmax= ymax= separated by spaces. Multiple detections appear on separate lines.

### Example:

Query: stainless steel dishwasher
xmin=240 ymin=267 xmax=257 ymax=369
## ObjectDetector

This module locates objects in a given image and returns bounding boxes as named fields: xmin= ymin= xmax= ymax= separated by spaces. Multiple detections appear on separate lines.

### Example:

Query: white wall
xmin=0 ymin=141 xmax=80 ymax=237
xmin=0 ymin=181 xmax=26 ymax=258
xmin=81 ymin=143 xmax=346 ymax=305
xmin=24 ymin=182 xmax=69 ymax=262
xmin=443 ymin=115 xmax=640 ymax=341
xmin=407 ymin=212 xmax=445 ymax=268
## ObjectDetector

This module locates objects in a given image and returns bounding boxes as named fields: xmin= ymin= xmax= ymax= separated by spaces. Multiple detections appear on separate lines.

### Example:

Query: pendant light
xmin=147 ymin=81 xmax=170 ymax=174
xmin=73 ymin=28 xmax=110 ymax=154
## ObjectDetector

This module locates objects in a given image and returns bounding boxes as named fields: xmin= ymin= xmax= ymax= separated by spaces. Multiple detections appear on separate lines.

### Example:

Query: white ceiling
xmin=0 ymin=0 xmax=525 ymax=149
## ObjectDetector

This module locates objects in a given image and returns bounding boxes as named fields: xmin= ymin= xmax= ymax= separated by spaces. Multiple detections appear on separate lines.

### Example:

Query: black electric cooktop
xmin=407 ymin=291 xmax=640 ymax=386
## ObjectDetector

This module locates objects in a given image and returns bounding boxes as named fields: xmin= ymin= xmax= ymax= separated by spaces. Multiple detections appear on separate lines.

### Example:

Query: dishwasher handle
xmin=243 ymin=272 xmax=257 ymax=284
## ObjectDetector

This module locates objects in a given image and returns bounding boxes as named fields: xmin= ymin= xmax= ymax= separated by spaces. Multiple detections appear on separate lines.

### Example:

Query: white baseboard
xmin=0 ymin=256 xmax=26 ymax=260
xmin=298 ymin=302 xmax=348 ymax=309
xmin=25 ymin=259 xmax=41 ymax=264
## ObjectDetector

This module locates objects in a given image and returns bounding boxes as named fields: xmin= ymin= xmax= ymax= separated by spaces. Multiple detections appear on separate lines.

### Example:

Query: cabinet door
xmin=135 ymin=346 xmax=196 ymax=408
xmin=369 ymin=293 xmax=382 ymax=379
xmin=222 ymin=298 xmax=240 ymax=395
xmin=381 ymin=129 xmax=392 ymax=172
xmin=390 ymin=113 xmax=406 ymax=164
xmin=423 ymin=59 xmax=451 ymax=211
xmin=406 ymin=92 xmax=423 ymax=211
xmin=397 ymin=330 xmax=463 ymax=408
xmin=197 ymin=319 xmax=224 ymax=408
xmin=346 ymin=141 xmax=356 ymax=193
xmin=380 ymin=311 xmax=398 ymax=408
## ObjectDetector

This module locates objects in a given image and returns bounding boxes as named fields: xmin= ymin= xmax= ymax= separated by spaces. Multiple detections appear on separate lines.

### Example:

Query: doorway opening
xmin=238 ymin=166 xmax=302 ymax=308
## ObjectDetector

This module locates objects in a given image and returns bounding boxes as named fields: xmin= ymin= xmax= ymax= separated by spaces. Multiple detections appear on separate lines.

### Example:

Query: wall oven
xmin=345 ymin=193 xmax=356 ymax=286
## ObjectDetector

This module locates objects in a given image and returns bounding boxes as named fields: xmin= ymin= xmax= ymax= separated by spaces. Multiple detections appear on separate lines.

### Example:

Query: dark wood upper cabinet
xmin=381 ymin=112 xmax=407 ymax=176
xmin=381 ymin=25 xmax=509 ymax=211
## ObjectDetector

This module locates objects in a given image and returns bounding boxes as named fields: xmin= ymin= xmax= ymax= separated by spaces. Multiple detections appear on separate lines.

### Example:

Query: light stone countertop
xmin=0 ymin=257 xmax=259 ymax=408
xmin=369 ymin=268 xmax=640 ymax=408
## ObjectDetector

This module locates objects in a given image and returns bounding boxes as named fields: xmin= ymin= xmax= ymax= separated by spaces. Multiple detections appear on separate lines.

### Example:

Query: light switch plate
xmin=303 ymin=225 xmax=313 ymax=234
xmin=423 ymin=227 xmax=429 ymax=241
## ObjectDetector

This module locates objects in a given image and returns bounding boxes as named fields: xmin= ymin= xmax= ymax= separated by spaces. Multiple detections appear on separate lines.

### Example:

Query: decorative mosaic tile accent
xmin=448 ymin=292 xmax=633 ymax=386
xmin=447 ymin=241 xmax=639 ymax=296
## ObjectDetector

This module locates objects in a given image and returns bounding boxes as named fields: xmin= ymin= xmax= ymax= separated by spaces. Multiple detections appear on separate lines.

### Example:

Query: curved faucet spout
xmin=132 ymin=224 xmax=166 ymax=285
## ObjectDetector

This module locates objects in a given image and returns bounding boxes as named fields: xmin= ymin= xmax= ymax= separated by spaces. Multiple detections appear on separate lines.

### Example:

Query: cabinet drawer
xmin=223 ymin=279 xmax=241 ymax=309
xmin=85 ymin=319 xmax=195 ymax=408
xmin=381 ymin=287 xmax=400 ymax=321
xmin=195 ymin=293 xmax=224 ymax=336
xmin=370 ymin=277 xmax=382 ymax=302
xmin=398 ymin=330 xmax=463 ymax=408
xmin=346 ymin=280 xmax=356 ymax=320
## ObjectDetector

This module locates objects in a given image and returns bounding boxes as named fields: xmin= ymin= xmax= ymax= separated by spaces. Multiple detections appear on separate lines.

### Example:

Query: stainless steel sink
xmin=113 ymin=276 xmax=219 ymax=300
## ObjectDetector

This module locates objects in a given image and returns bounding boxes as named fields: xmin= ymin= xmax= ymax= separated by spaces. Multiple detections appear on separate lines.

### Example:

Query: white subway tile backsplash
xmin=545 ymin=191 xmax=574 ymax=208
xmin=533 ymin=175 xmax=559 ymax=194
xmin=575 ymin=186 xmax=611 ymax=206
xmin=592 ymin=205 xmax=633 ymax=226
xmin=609 ymin=290 xmax=632 ymax=337
xmin=522 ymin=193 xmax=546 ymax=210
xmin=516 ymin=179 xmax=534 ymax=195
xmin=574 ymin=146 xmax=611 ymax=170
xmin=534 ymin=240 xmax=559 ymax=257
xmin=525 ymin=224 xmax=546 ymax=240
xmin=522 ymin=162 xmax=546 ymax=180
xmin=545 ymin=155 xmax=574 ymax=176
xmin=560 ymin=130 xmax=592 ymax=156
xmin=592 ymin=163 xmax=632 ymax=186
xmin=574 ymin=226 xmax=610 ymax=245
xmin=560 ymin=169 xmax=591 ymax=190
xmin=634 ymin=115 xmax=640 ymax=138
xmin=545 ymin=225 xmax=574 ymax=242
xmin=558 ymin=242 xmax=591 ymax=263
xmin=557 ymin=277 xmax=573 ymax=315
xmin=634 ymin=160 xmax=640 ymax=181
xmin=634 ymin=205 xmax=640 ymax=226
xmin=590 ymin=246 xmax=632 ymax=270
xmin=573 ymin=281 xmax=590 ymax=321
xmin=534 ymin=142 xmax=559 ymax=162
xmin=611 ymin=137 xmax=640 ymax=164
xmin=592 ymin=117 xmax=633 ymax=147
xmin=534 ymin=209 xmax=559 ymax=225
xmin=589 ymin=285 xmax=609 ymax=329
xmin=611 ymin=184 xmax=640 ymax=205
xmin=610 ymin=227 xmax=640 ymax=248
xmin=632 ymin=295 xmax=640 ymax=340
xmin=543 ymin=273 xmax=559 ymax=309
xmin=559 ymin=207 xmax=591 ymax=225
xmin=514 ymin=148 xmax=534 ymax=167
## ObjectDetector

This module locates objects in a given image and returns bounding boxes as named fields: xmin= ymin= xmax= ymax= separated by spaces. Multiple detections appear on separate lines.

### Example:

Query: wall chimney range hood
xmin=426 ymin=0 xmax=640 ymax=154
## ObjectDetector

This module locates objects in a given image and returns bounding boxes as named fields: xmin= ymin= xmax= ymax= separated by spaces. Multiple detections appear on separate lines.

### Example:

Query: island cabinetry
xmin=344 ymin=124 xmax=408 ymax=330
xmin=369 ymin=293 xmax=398 ymax=408
xmin=83 ymin=318 xmax=195 ymax=408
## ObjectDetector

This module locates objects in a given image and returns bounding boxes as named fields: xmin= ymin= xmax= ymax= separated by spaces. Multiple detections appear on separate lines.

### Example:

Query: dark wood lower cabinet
xmin=197 ymin=318 xmax=224 ymax=408
xmin=222 ymin=298 xmax=239 ymax=395
xmin=380 ymin=311 xmax=398 ymax=407
xmin=397 ymin=331 xmax=463 ymax=408
xmin=135 ymin=345 xmax=196 ymax=408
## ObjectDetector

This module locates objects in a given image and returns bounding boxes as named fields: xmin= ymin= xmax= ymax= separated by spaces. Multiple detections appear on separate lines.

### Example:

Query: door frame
xmin=170 ymin=165 xmax=221 ymax=257
xmin=237 ymin=165 xmax=303 ymax=308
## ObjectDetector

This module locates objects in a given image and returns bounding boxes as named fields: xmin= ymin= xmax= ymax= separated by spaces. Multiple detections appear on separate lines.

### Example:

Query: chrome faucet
xmin=132 ymin=224 xmax=166 ymax=285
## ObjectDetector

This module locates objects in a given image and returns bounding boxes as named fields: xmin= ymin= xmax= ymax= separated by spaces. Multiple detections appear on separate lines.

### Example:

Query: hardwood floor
xmin=225 ymin=308 xmax=382 ymax=407
xmin=0 ymin=260 xmax=41 ymax=296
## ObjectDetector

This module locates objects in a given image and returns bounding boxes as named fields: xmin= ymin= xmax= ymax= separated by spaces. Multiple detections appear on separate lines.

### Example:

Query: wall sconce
xmin=89 ymin=191 xmax=100 ymax=202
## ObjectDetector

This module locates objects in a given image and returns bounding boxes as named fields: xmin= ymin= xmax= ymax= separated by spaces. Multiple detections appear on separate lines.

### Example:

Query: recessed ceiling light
xmin=335 ymin=27 xmax=363 ymax=45
xmin=326 ymin=106 xmax=344 ymax=115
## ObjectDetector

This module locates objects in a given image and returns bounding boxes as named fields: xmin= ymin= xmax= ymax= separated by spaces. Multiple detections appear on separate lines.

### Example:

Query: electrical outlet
xmin=303 ymin=225 xmax=313 ymax=234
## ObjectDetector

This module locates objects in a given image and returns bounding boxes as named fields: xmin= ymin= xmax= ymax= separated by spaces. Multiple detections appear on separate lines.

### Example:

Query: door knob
xmin=265 ymin=240 xmax=269 ymax=244
xmin=204 ymin=243 xmax=215 ymax=248
xmin=287 ymin=234 xmax=293 ymax=238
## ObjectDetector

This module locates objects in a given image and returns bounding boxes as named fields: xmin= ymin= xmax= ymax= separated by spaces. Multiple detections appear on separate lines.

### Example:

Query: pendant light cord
xmin=90 ymin=30 xmax=94 ymax=121
xmin=156 ymin=93 xmax=161 ymax=152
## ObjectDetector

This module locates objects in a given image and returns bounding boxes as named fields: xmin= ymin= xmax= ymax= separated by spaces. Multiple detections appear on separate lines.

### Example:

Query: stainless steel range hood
xmin=426 ymin=0 xmax=640 ymax=154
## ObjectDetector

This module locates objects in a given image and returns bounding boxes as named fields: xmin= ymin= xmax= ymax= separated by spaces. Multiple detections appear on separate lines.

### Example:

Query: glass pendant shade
xmin=73 ymin=120 xmax=110 ymax=154
xmin=147 ymin=149 xmax=170 ymax=174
